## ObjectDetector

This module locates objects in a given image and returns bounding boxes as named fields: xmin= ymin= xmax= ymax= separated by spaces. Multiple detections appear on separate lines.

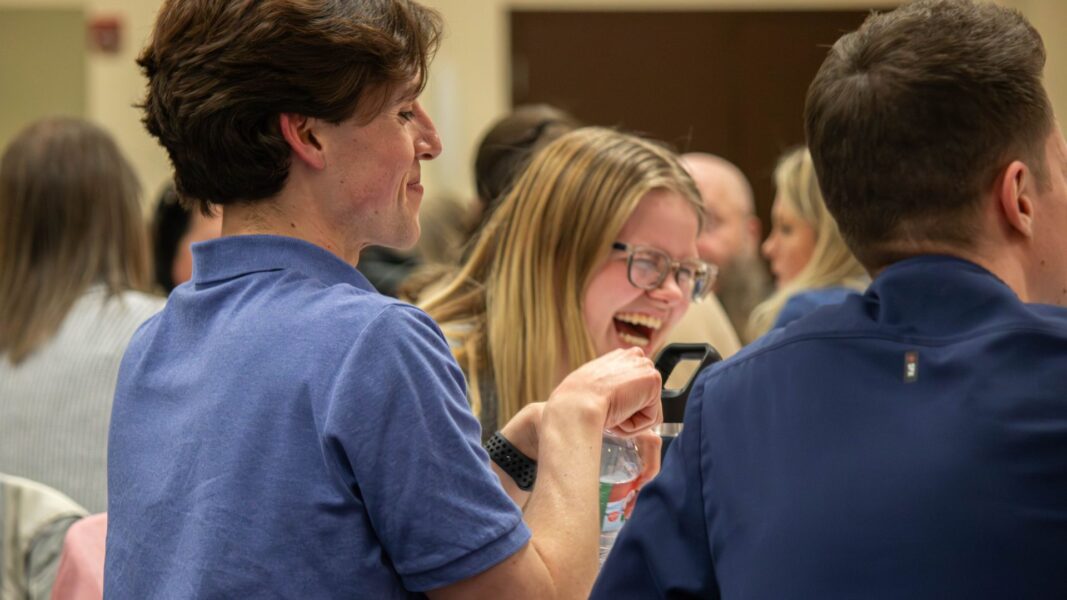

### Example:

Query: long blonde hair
xmin=420 ymin=127 xmax=702 ymax=430
xmin=0 ymin=118 xmax=150 ymax=364
xmin=747 ymin=147 xmax=867 ymax=339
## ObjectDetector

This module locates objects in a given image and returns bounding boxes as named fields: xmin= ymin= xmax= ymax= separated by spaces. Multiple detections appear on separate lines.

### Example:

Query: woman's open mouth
xmin=613 ymin=312 xmax=663 ymax=347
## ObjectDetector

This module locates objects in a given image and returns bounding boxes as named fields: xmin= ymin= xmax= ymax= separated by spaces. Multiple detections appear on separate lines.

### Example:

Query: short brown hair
xmin=805 ymin=0 xmax=1053 ymax=269
xmin=0 ymin=118 xmax=149 ymax=364
xmin=139 ymin=0 xmax=442 ymax=212
xmin=473 ymin=104 xmax=580 ymax=211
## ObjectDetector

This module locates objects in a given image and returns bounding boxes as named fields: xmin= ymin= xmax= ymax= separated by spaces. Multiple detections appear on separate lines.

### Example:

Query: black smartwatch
xmin=484 ymin=431 xmax=537 ymax=491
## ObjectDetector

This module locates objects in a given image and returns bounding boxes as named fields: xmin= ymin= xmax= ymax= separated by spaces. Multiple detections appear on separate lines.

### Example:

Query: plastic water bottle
xmin=598 ymin=433 xmax=642 ymax=566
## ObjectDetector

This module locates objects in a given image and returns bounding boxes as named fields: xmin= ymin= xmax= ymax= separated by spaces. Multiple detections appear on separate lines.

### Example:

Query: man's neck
xmin=221 ymin=191 xmax=367 ymax=267
xmin=870 ymin=241 xmax=1030 ymax=302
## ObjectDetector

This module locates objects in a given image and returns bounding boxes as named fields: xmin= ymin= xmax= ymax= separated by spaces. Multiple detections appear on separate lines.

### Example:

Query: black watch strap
xmin=484 ymin=431 xmax=537 ymax=491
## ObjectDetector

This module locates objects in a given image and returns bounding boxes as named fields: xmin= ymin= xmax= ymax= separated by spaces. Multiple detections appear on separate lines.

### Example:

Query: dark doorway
xmin=511 ymin=9 xmax=883 ymax=234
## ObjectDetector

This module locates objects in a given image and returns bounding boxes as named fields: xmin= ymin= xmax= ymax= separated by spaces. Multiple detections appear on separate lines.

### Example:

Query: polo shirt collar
xmin=873 ymin=255 xmax=1009 ymax=292
xmin=191 ymin=234 xmax=375 ymax=292
xmin=866 ymin=254 xmax=1021 ymax=332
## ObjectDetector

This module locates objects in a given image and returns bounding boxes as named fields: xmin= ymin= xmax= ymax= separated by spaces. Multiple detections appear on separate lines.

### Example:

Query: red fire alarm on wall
xmin=88 ymin=16 xmax=122 ymax=54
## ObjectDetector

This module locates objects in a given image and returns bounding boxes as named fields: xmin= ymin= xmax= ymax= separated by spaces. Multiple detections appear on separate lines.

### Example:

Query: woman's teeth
xmin=615 ymin=312 xmax=663 ymax=330
xmin=614 ymin=312 xmax=663 ymax=347
xmin=619 ymin=332 xmax=650 ymax=346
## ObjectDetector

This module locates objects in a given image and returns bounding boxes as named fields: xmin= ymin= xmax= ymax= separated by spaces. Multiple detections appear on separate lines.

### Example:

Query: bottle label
xmin=599 ymin=479 xmax=638 ymax=533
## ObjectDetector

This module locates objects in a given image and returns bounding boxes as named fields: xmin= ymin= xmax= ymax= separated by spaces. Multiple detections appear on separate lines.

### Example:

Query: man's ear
xmin=279 ymin=113 xmax=325 ymax=170
xmin=997 ymin=160 xmax=1035 ymax=238
xmin=746 ymin=215 xmax=763 ymax=248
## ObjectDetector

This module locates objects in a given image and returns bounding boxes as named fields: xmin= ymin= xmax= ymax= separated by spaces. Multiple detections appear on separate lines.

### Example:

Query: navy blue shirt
xmin=106 ymin=235 xmax=529 ymax=598
xmin=594 ymin=256 xmax=1067 ymax=599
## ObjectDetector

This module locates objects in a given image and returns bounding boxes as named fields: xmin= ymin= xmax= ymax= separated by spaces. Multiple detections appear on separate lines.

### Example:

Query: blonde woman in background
xmin=747 ymin=146 xmax=867 ymax=340
xmin=0 ymin=118 xmax=164 ymax=512
xmin=421 ymin=127 xmax=714 ymax=435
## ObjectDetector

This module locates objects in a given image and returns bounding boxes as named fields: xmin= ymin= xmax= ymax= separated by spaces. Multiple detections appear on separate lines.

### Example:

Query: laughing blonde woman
xmin=421 ymin=127 xmax=714 ymax=435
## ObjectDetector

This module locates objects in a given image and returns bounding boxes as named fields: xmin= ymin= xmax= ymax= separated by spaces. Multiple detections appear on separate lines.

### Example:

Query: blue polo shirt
xmin=105 ymin=235 xmax=529 ymax=598
xmin=594 ymin=256 xmax=1067 ymax=599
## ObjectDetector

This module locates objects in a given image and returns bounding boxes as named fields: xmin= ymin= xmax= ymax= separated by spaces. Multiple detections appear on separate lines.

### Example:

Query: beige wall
xmin=1008 ymin=0 xmax=1067 ymax=129
xmin=84 ymin=0 xmax=170 ymax=201
xmin=2 ymin=0 xmax=1064 ymax=203
xmin=0 ymin=0 xmax=168 ymax=203
xmin=0 ymin=7 xmax=85 ymax=146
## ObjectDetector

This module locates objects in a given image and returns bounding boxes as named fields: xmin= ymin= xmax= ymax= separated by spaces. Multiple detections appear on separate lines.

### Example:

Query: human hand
xmin=499 ymin=401 xmax=544 ymax=461
xmin=552 ymin=347 xmax=662 ymax=436
xmin=632 ymin=430 xmax=662 ymax=489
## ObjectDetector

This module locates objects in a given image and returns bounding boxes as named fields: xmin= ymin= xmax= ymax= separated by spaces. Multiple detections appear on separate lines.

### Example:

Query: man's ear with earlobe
xmin=746 ymin=215 xmax=763 ymax=248
xmin=279 ymin=113 xmax=326 ymax=170
xmin=997 ymin=160 xmax=1035 ymax=238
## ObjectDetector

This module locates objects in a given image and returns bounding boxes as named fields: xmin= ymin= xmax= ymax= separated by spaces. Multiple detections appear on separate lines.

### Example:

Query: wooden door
xmin=511 ymin=9 xmax=881 ymax=234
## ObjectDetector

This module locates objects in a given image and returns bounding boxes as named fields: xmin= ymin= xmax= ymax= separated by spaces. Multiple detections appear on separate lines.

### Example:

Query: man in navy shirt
xmin=105 ymin=1 xmax=662 ymax=598
xmin=595 ymin=1 xmax=1067 ymax=597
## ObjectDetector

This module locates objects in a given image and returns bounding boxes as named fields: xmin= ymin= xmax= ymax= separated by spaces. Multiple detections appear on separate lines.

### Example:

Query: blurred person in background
xmin=412 ymin=192 xmax=470 ymax=268
xmin=746 ymin=146 xmax=867 ymax=339
xmin=0 ymin=117 xmax=163 ymax=513
xmin=681 ymin=153 xmax=772 ymax=344
xmin=470 ymin=104 xmax=580 ymax=234
xmin=150 ymin=181 xmax=221 ymax=293
xmin=356 ymin=245 xmax=421 ymax=297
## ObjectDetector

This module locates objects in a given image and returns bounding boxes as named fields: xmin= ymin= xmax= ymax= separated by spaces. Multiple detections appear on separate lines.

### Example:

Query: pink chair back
xmin=50 ymin=513 xmax=107 ymax=600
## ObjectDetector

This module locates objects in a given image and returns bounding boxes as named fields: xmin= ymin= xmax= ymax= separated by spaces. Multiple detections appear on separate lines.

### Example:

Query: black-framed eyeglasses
xmin=612 ymin=242 xmax=716 ymax=301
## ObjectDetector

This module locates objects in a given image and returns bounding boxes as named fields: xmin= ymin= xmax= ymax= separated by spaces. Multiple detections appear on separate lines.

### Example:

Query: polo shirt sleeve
xmin=591 ymin=372 xmax=721 ymax=599
xmin=325 ymin=303 xmax=530 ymax=592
